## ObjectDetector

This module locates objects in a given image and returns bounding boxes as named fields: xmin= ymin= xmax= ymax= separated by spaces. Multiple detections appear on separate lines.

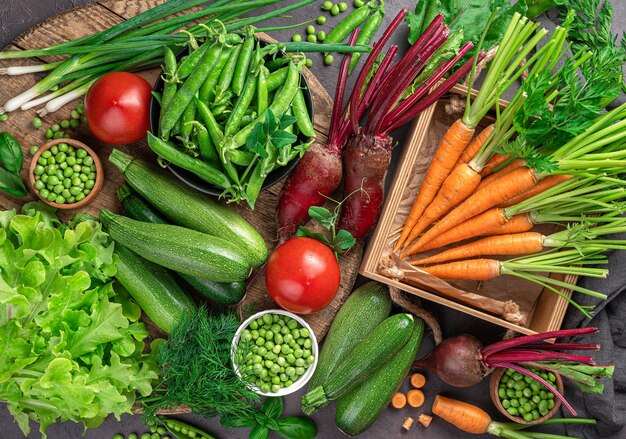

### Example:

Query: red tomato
xmin=265 ymin=237 xmax=341 ymax=314
xmin=84 ymin=72 xmax=152 ymax=144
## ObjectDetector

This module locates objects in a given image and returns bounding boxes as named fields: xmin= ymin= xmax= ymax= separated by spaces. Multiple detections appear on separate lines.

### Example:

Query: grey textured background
xmin=0 ymin=1 xmax=625 ymax=439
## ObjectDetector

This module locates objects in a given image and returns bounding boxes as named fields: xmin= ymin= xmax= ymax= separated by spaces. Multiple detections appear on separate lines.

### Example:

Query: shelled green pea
xmin=236 ymin=313 xmax=315 ymax=394
xmin=33 ymin=143 xmax=97 ymax=205
xmin=498 ymin=368 xmax=557 ymax=422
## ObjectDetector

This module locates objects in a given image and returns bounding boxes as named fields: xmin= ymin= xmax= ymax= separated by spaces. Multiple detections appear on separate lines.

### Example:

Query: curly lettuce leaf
xmin=0 ymin=203 xmax=159 ymax=438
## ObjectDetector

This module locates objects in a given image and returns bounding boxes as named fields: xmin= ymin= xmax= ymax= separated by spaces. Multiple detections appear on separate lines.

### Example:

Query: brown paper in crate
xmin=378 ymin=98 xmax=547 ymax=326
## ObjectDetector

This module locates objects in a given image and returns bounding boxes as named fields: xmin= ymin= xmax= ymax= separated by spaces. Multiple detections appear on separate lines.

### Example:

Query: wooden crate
xmin=361 ymin=85 xmax=574 ymax=335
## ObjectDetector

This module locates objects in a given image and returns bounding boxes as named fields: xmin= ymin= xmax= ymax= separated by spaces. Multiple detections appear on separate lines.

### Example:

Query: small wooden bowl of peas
xmin=29 ymin=138 xmax=104 ymax=209
xmin=490 ymin=367 xmax=563 ymax=425
xmin=232 ymin=309 xmax=318 ymax=397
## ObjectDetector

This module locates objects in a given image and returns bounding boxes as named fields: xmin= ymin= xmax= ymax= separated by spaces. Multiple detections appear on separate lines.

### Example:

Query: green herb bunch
xmin=141 ymin=305 xmax=259 ymax=421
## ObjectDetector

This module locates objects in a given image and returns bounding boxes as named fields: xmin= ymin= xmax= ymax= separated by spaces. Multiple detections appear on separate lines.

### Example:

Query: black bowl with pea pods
xmin=149 ymin=33 xmax=315 ymax=203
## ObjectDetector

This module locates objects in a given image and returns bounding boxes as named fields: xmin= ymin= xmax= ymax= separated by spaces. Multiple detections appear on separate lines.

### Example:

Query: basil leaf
xmin=261 ymin=396 xmax=284 ymax=419
xmin=220 ymin=414 xmax=256 ymax=428
xmin=0 ymin=132 xmax=23 ymax=175
xmin=249 ymin=424 xmax=270 ymax=439
xmin=274 ymin=417 xmax=317 ymax=439
xmin=0 ymin=167 xmax=27 ymax=197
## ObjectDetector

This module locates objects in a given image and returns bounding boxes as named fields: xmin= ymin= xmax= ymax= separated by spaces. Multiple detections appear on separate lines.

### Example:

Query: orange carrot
xmin=488 ymin=213 xmax=535 ymax=235
xmin=408 ymin=211 xmax=535 ymax=255
xmin=498 ymin=174 xmax=573 ymax=208
xmin=403 ymin=207 xmax=510 ymax=257
xmin=410 ymin=373 xmax=427 ymax=388
xmin=454 ymin=124 xmax=495 ymax=167
xmin=391 ymin=392 xmax=407 ymax=409
xmin=407 ymin=389 xmax=426 ymax=408
xmin=393 ymin=119 xmax=475 ymax=252
xmin=411 ymin=232 xmax=545 ymax=265
xmin=419 ymin=259 xmax=501 ymax=280
xmin=431 ymin=395 xmax=492 ymax=434
xmin=418 ymin=414 xmax=433 ymax=428
xmin=406 ymin=166 xmax=538 ymax=253
xmin=402 ymin=417 xmax=415 ymax=431
xmin=479 ymin=153 xmax=510 ymax=177
xmin=475 ymin=158 xmax=527 ymax=192
xmin=401 ymin=163 xmax=482 ymax=250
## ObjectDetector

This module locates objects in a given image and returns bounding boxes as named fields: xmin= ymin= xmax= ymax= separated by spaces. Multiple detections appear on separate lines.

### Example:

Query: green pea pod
xmin=196 ymin=98 xmax=240 ymax=184
xmin=214 ymin=89 xmax=234 ymax=108
xmin=176 ymin=39 xmax=213 ymax=80
xmin=198 ymin=45 xmax=231 ymax=103
xmin=273 ymin=417 xmax=317 ymax=439
xmin=225 ymin=71 xmax=257 ymax=136
xmin=162 ymin=418 xmax=217 ymax=439
xmin=147 ymin=132 xmax=231 ymax=190
xmin=246 ymin=161 xmax=264 ymax=211
xmin=249 ymin=424 xmax=270 ymax=439
xmin=161 ymin=39 xmax=228 ymax=137
xmin=264 ymin=56 xmax=290 ymax=72
xmin=266 ymin=66 xmax=288 ymax=92
xmin=232 ymin=31 xmax=256 ymax=96
xmin=230 ymin=149 xmax=255 ymax=166
xmin=349 ymin=4 xmax=384 ymax=73
xmin=292 ymin=86 xmax=314 ymax=138
xmin=180 ymin=98 xmax=197 ymax=140
xmin=232 ymin=61 xmax=302 ymax=148
xmin=188 ymin=121 xmax=219 ymax=164
xmin=216 ymin=44 xmax=242 ymax=101
xmin=160 ymin=47 xmax=178 ymax=127
xmin=257 ymin=66 xmax=269 ymax=116
xmin=323 ymin=3 xmax=373 ymax=49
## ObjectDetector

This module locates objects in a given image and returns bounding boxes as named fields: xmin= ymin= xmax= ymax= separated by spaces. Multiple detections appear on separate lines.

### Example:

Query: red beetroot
xmin=275 ymin=11 xmax=409 ymax=243
xmin=412 ymin=328 xmax=613 ymax=416
xmin=337 ymin=20 xmax=478 ymax=239
xmin=338 ymin=133 xmax=393 ymax=239
xmin=277 ymin=143 xmax=343 ymax=240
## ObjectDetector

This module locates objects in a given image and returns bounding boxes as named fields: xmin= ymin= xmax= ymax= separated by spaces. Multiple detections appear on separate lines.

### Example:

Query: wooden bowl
xmin=489 ymin=368 xmax=563 ymax=425
xmin=29 ymin=138 xmax=104 ymax=209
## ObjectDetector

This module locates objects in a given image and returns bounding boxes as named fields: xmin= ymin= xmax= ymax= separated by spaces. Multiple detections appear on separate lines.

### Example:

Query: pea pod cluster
xmin=151 ymin=26 xmax=315 ymax=209
xmin=221 ymin=396 xmax=317 ymax=439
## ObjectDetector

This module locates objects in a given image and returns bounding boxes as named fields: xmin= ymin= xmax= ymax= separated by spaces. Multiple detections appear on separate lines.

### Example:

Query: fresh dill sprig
xmin=141 ymin=305 xmax=259 ymax=421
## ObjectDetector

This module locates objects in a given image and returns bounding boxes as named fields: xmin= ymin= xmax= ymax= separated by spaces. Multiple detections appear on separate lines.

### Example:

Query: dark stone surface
xmin=1 ymin=1 xmax=624 ymax=439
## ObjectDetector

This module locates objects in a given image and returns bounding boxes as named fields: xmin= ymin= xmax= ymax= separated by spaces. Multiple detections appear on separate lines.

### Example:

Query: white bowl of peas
xmin=232 ymin=309 xmax=318 ymax=397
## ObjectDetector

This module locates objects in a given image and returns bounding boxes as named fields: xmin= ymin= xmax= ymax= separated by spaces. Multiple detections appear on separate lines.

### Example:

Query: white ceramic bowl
xmin=231 ymin=309 xmax=319 ymax=397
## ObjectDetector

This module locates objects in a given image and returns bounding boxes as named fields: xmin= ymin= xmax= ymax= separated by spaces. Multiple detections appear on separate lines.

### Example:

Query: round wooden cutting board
xmin=0 ymin=0 xmax=363 ymax=342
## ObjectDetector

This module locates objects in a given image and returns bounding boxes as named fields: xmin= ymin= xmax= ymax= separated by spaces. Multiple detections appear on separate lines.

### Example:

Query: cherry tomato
xmin=84 ymin=72 xmax=152 ymax=144
xmin=265 ymin=237 xmax=341 ymax=314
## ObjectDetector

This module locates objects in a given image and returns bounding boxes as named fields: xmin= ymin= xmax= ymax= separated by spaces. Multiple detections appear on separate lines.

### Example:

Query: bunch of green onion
xmin=0 ymin=0 xmax=369 ymax=117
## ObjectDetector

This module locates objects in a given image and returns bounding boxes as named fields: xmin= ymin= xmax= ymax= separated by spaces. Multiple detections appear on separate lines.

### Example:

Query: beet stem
xmin=520 ymin=343 xmax=600 ymax=351
xmin=350 ymin=45 xmax=399 ymax=134
xmin=481 ymin=327 xmax=598 ymax=357
xmin=346 ymin=9 xmax=409 ymax=134
xmin=383 ymin=51 xmax=482 ymax=135
xmin=487 ymin=351 xmax=596 ymax=366
xmin=494 ymin=362 xmax=576 ymax=416
xmin=382 ymin=41 xmax=474 ymax=131
xmin=367 ymin=20 xmax=449 ymax=135
xmin=328 ymin=29 xmax=360 ymax=148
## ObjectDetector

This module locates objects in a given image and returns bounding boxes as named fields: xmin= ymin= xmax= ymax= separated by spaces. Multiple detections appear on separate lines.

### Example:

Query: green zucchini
xmin=118 ymin=184 xmax=247 ymax=305
xmin=109 ymin=149 xmax=267 ymax=268
xmin=301 ymin=313 xmax=415 ymax=415
xmin=308 ymin=282 xmax=391 ymax=390
xmin=100 ymin=209 xmax=250 ymax=283
xmin=335 ymin=318 xmax=424 ymax=436
xmin=114 ymin=244 xmax=196 ymax=333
